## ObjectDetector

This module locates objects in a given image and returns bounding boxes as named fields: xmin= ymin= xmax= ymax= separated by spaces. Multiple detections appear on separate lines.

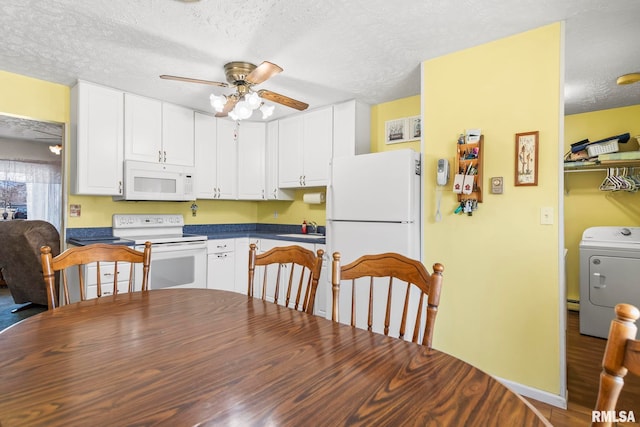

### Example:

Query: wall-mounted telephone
xmin=437 ymin=159 xmax=449 ymax=186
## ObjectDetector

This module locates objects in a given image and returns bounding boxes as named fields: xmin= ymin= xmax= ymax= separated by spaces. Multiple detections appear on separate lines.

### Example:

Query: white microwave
xmin=114 ymin=160 xmax=195 ymax=201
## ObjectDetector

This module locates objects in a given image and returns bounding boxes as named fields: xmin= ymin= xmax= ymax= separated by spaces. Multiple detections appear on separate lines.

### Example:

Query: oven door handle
xmin=143 ymin=241 xmax=207 ymax=251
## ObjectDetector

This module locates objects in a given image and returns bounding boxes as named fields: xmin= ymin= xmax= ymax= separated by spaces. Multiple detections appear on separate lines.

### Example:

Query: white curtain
xmin=0 ymin=160 xmax=62 ymax=232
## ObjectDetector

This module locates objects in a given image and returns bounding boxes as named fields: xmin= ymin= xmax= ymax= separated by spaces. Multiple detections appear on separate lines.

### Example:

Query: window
xmin=0 ymin=160 xmax=62 ymax=232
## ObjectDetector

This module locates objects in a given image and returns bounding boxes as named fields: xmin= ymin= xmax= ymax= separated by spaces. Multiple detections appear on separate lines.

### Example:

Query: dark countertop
xmin=66 ymin=224 xmax=325 ymax=246
xmin=67 ymin=236 xmax=136 ymax=246
xmin=204 ymin=231 xmax=325 ymax=244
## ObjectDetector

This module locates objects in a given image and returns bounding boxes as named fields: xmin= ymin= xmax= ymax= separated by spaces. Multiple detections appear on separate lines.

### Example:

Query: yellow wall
xmin=256 ymin=188 xmax=327 ymax=225
xmin=564 ymin=105 xmax=640 ymax=304
xmin=422 ymin=24 xmax=563 ymax=394
xmin=0 ymin=70 xmax=69 ymax=123
xmin=370 ymin=95 xmax=421 ymax=153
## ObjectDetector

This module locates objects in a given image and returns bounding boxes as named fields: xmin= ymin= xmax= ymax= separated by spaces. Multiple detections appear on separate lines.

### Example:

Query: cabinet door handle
xmin=158 ymin=150 xmax=163 ymax=163
xmin=119 ymin=181 xmax=123 ymax=194
xmin=163 ymin=151 xmax=167 ymax=163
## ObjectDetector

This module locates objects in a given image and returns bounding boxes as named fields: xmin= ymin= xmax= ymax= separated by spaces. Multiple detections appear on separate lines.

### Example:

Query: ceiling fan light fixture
xmin=210 ymin=94 xmax=227 ymax=112
xmin=260 ymin=104 xmax=275 ymax=119
xmin=233 ymin=100 xmax=253 ymax=120
xmin=616 ymin=73 xmax=640 ymax=85
xmin=246 ymin=92 xmax=262 ymax=110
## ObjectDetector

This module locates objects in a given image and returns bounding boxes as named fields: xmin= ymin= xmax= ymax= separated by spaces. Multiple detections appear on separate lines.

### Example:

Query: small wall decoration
xmin=385 ymin=118 xmax=406 ymax=144
xmin=408 ymin=116 xmax=421 ymax=140
xmin=514 ymin=131 xmax=539 ymax=186
xmin=385 ymin=116 xmax=421 ymax=144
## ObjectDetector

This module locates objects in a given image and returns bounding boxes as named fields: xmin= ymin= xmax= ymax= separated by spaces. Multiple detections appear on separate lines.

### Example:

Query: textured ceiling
xmin=0 ymin=0 xmax=639 ymax=137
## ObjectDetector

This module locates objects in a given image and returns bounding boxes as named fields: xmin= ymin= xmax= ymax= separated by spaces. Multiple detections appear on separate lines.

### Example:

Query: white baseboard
xmin=495 ymin=376 xmax=567 ymax=409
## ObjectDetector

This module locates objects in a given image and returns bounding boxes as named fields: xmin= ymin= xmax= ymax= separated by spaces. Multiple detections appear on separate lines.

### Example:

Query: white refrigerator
xmin=327 ymin=148 xmax=421 ymax=263
xmin=326 ymin=149 xmax=423 ymax=328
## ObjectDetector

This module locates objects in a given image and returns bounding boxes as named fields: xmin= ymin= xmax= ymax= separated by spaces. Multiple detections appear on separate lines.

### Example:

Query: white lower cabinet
xmin=86 ymin=262 xmax=133 ymax=299
xmin=207 ymin=239 xmax=236 ymax=292
xmin=228 ymin=237 xmax=326 ymax=318
xmin=64 ymin=261 xmax=133 ymax=302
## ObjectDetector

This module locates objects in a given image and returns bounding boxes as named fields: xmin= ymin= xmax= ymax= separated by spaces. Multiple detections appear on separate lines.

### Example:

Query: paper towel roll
xmin=303 ymin=192 xmax=325 ymax=204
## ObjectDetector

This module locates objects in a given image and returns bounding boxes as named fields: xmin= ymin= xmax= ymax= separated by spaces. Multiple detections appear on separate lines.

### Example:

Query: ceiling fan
xmin=160 ymin=61 xmax=309 ymax=120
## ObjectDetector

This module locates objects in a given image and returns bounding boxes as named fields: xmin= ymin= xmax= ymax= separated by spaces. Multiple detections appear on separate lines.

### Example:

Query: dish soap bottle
xmin=301 ymin=220 xmax=307 ymax=234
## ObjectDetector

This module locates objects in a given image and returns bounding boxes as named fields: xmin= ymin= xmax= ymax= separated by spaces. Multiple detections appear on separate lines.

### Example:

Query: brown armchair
xmin=0 ymin=220 xmax=60 ymax=309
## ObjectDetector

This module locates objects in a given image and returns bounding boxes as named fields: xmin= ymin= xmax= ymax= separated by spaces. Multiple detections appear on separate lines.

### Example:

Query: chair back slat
xmin=331 ymin=252 xmax=444 ymax=349
xmin=593 ymin=303 xmax=640 ymax=427
xmin=40 ymin=242 xmax=152 ymax=310
xmin=248 ymin=243 xmax=324 ymax=315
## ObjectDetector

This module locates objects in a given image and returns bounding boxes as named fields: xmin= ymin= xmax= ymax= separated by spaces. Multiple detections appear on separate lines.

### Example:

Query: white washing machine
xmin=580 ymin=226 xmax=640 ymax=339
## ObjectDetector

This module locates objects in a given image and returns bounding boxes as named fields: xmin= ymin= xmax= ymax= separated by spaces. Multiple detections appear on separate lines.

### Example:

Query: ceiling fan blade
xmin=245 ymin=62 xmax=283 ymax=85
xmin=257 ymin=90 xmax=308 ymax=111
xmin=160 ymin=75 xmax=228 ymax=87
xmin=214 ymin=95 xmax=239 ymax=117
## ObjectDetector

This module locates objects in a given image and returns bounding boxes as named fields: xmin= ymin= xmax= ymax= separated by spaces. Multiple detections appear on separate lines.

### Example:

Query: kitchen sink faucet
xmin=308 ymin=221 xmax=318 ymax=234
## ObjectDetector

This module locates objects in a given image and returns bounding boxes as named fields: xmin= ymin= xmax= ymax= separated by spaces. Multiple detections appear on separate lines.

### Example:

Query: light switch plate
xmin=540 ymin=207 xmax=553 ymax=225
xmin=490 ymin=177 xmax=503 ymax=194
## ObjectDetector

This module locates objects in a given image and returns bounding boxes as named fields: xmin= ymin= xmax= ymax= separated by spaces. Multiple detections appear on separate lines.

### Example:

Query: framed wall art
xmin=407 ymin=116 xmax=421 ymax=140
xmin=385 ymin=116 xmax=421 ymax=144
xmin=514 ymin=131 xmax=539 ymax=186
xmin=385 ymin=118 xmax=407 ymax=144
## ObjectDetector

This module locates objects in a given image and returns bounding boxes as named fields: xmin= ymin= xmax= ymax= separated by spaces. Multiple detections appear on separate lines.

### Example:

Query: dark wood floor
xmin=529 ymin=310 xmax=640 ymax=426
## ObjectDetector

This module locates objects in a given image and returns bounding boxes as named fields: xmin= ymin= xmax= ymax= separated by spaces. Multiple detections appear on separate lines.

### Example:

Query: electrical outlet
xmin=540 ymin=207 xmax=553 ymax=225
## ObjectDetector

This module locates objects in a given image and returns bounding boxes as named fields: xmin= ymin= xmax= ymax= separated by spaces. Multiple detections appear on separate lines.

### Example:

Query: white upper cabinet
xmin=237 ymin=121 xmax=266 ymax=200
xmin=194 ymin=111 xmax=218 ymax=199
xmin=70 ymin=81 xmax=124 ymax=196
xmin=278 ymin=105 xmax=333 ymax=188
xmin=215 ymin=119 xmax=238 ymax=199
xmin=124 ymin=94 xmax=194 ymax=166
xmin=162 ymin=103 xmax=195 ymax=166
xmin=265 ymin=121 xmax=294 ymax=200
xmin=194 ymin=113 xmax=237 ymax=200
xmin=124 ymin=93 xmax=162 ymax=162
xmin=277 ymin=114 xmax=304 ymax=188
xmin=332 ymin=100 xmax=371 ymax=158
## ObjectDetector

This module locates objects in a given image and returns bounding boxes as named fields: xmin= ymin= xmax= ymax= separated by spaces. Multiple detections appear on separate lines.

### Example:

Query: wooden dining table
xmin=0 ymin=289 xmax=551 ymax=426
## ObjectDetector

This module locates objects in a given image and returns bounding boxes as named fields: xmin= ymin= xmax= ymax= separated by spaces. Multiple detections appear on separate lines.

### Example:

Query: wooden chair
xmin=592 ymin=303 xmax=640 ymax=427
xmin=247 ymin=243 xmax=324 ymax=314
xmin=331 ymin=252 xmax=444 ymax=348
xmin=40 ymin=242 xmax=152 ymax=309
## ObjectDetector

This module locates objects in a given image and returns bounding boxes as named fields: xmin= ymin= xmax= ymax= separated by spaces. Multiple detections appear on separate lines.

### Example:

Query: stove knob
xmin=621 ymin=227 xmax=631 ymax=236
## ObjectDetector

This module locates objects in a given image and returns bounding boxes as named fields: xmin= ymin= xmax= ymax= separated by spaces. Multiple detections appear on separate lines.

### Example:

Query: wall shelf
xmin=454 ymin=135 xmax=483 ymax=202
xmin=564 ymin=159 xmax=640 ymax=173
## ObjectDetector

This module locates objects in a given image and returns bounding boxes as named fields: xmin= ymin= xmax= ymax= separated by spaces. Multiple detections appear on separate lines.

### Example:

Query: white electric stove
xmin=112 ymin=214 xmax=208 ymax=290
